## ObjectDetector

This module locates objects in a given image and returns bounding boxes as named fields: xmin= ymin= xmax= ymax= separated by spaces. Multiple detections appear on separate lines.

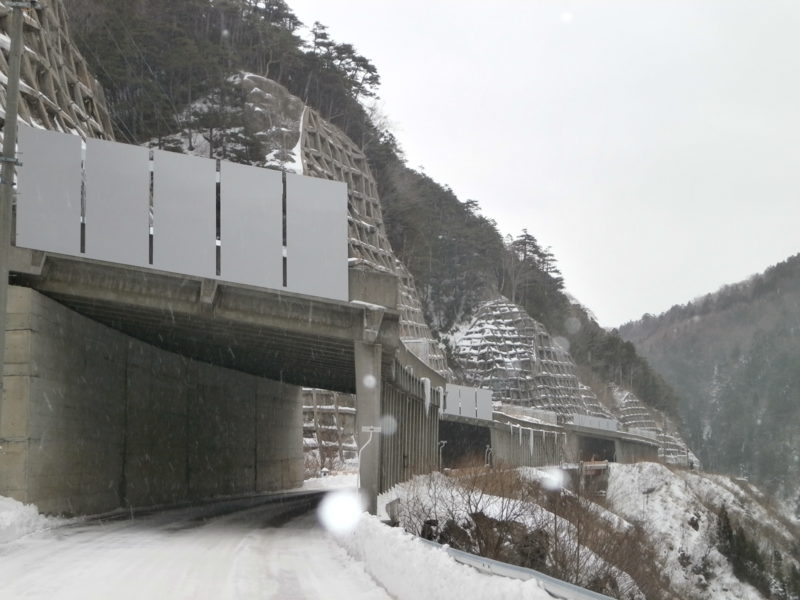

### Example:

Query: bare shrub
xmin=396 ymin=465 xmax=677 ymax=600
xmin=303 ymin=450 xmax=321 ymax=479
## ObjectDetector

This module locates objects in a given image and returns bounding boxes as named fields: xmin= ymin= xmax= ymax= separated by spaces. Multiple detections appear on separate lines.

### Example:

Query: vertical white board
xmin=285 ymin=173 xmax=348 ymax=301
xmin=16 ymin=125 xmax=82 ymax=256
xmin=476 ymin=388 xmax=494 ymax=420
xmin=219 ymin=161 xmax=283 ymax=288
xmin=84 ymin=138 xmax=150 ymax=267
xmin=152 ymin=149 xmax=216 ymax=279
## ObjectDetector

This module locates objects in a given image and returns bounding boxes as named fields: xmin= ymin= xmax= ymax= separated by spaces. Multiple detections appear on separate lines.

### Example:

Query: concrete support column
xmin=354 ymin=341 xmax=381 ymax=514
xmin=256 ymin=380 xmax=303 ymax=492
xmin=614 ymin=440 xmax=623 ymax=464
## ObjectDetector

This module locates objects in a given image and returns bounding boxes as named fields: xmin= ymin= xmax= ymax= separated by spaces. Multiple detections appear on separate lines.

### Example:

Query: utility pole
xmin=0 ymin=2 xmax=38 ymax=411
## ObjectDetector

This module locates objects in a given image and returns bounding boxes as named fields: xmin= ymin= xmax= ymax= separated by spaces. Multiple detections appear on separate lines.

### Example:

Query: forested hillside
xmin=66 ymin=0 xmax=681 ymax=418
xmin=620 ymin=254 xmax=800 ymax=506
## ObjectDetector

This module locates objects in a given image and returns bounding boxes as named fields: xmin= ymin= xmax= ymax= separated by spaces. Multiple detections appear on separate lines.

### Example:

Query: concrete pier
xmin=354 ymin=341 xmax=382 ymax=514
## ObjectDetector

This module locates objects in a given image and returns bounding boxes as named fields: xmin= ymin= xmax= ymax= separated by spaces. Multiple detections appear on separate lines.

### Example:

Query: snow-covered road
xmin=0 ymin=497 xmax=391 ymax=600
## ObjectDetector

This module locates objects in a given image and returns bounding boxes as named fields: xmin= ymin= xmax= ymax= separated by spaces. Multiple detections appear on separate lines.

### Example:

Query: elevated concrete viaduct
xmin=1 ymin=248 xmax=408 ymax=515
xmin=0 ymin=126 xmax=444 ymax=516
xmin=439 ymin=411 xmax=660 ymax=471
xmin=8 ymin=248 xmax=400 ymax=394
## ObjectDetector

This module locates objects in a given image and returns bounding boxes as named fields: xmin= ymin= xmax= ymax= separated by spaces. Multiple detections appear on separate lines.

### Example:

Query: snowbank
xmin=0 ymin=495 xmax=63 ymax=543
xmin=381 ymin=471 xmax=642 ymax=598
xmin=336 ymin=514 xmax=553 ymax=600
xmin=302 ymin=473 xmax=357 ymax=491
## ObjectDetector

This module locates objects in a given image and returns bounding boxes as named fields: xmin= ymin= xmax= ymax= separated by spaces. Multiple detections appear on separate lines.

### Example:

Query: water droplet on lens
xmin=317 ymin=490 xmax=364 ymax=535
xmin=380 ymin=414 xmax=397 ymax=436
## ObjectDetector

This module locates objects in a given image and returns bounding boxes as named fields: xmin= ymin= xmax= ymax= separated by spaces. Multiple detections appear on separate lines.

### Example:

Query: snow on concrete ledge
xmin=335 ymin=513 xmax=553 ymax=600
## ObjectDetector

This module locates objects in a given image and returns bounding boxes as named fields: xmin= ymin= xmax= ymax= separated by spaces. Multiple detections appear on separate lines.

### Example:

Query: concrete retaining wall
xmin=615 ymin=438 xmax=659 ymax=464
xmin=0 ymin=286 xmax=303 ymax=515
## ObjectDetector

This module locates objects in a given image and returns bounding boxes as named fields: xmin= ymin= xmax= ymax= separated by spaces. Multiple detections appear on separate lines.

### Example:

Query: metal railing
xmin=418 ymin=538 xmax=615 ymax=600
xmin=379 ymin=358 xmax=442 ymax=493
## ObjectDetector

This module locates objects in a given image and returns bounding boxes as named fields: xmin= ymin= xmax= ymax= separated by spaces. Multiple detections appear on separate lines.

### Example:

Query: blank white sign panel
xmin=16 ymin=125 xmax=82 ymax=256
xmin=476 ymin=388 xmax=493 ymax=420
xmin=219 ymin=161 xmax=283 ymax=288
xmin=152 ymin=149 xmax=217 ymax=279
xmin=285 ymin=173 xmax=348 ymax=301
xmin=84 ymin=138 xmax=150 ymax=267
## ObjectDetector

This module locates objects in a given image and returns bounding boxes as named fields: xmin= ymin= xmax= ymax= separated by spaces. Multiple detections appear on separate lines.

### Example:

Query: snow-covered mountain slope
xmin=385 ymin=464 xmax=800 ymax=600
xmin=607 ymin=462 xmax=800 ymax=600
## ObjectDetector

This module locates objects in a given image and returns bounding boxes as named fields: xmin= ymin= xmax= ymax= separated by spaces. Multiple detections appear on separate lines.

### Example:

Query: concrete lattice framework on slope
xmin=610 ymin=385 xmax=696 ymax=465
xmin=302 ymin=388 xmax=357 ymax=472
xmin=0 ymin=0 xmax=113 ymax=138
xmin=613 ymin=386 xmax=660 ymax=432
xmin=301 ymin=108 xmax=395 ymax=273
xmin=299 ymin=104 xmax=449 ymax=376
xmin=455 ymin=298 xmax=610 ymax=417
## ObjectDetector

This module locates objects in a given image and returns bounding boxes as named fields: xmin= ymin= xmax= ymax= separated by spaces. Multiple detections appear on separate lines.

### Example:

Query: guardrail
xmin=418 ymin=538 xmax=615 ymax=600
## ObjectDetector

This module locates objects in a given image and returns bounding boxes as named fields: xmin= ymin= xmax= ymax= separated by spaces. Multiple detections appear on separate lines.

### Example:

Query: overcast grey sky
xmin=289 ymin=0 xmax=800 ymax=327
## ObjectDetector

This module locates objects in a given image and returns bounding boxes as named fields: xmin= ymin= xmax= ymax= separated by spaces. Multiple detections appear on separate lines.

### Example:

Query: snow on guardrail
xmin=417 ymin=538 xmax=615 ymax=600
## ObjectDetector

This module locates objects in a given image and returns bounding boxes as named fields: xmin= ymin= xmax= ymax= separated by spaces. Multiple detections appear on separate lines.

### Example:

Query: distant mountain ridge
xmin=620 ymin=253 xmax=800 ymax=509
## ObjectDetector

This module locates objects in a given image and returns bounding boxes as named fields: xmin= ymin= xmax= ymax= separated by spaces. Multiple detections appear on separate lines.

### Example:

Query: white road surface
xmin=0 ymin=498 xmax=392 ymax=600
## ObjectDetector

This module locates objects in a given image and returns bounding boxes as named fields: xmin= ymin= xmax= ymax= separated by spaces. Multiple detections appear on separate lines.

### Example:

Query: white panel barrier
xmin=17 ymin=126 xmax=82 ymax=256
xmin=219 ymin=160 xmax=283 ymax=288
xmin=444 ymin=384 xmax=494 ymax=421
xmin=84 ymin=138 xmax=150 ymax=267
xmin=571 ymin=415 xmax=619 ymax=432
xmin=15 ymin=126 xmax=349 ymax=302
xmin=285 ymin=173 xmax=348 ymax=301
xmin=152 ymin=149 xmax=217 ymax=279
xmin=476 ymin=388 xmax=493 ymax=420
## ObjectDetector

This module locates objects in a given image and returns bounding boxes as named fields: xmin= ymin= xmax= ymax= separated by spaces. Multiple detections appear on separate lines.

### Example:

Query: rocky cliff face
xmin=0 ymin=0 xmax=112 ymax=139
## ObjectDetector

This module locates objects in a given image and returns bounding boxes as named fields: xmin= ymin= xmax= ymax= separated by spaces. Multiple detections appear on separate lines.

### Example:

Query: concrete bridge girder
xmin=9 ymin=248 xmax=402 ymax=394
